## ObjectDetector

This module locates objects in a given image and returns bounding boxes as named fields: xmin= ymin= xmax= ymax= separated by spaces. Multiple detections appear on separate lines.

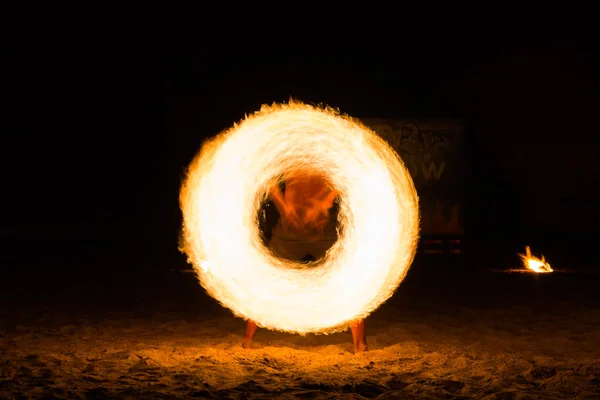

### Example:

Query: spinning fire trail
xmin=179 ymin=101 xmax=420 ymax=334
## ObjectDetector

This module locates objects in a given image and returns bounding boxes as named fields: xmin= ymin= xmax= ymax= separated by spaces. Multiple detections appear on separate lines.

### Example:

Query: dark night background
xmin=2 ymin=39 xmax=598 ymax=282
xmin=2 ymin=39 xmax=600 ymax=399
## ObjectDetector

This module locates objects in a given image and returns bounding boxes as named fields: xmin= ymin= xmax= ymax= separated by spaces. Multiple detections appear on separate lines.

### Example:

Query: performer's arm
xmin=321 ymin=189 xmax=337 ymax=209
xmin=304 ymin=188 xmax=338 ymax=231
xmin=269 ymin=184 xmax=298 ymax=228
xmin=269 ymin=185 xmax=287 ymax=216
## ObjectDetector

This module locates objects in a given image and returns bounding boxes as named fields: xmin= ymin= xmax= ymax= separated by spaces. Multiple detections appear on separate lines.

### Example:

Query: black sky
xmin=4 ymin=40 xmax=598 ymax=250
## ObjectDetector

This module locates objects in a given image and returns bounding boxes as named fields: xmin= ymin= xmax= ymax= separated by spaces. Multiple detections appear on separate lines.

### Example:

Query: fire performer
xmin=242 ymin=172 xmax=369 ymax=353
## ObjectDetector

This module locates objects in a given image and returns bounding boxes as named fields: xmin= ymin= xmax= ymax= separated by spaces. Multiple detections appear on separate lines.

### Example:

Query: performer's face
xmin=284 ymin=173 xmax=334 ymax=230
xmin=286 ymin=174 xmax=328 ymax=206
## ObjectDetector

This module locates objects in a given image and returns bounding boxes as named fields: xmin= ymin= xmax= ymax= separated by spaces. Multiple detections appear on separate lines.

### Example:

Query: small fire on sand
xmin=519 ymin=246 xmax=553 ymax=273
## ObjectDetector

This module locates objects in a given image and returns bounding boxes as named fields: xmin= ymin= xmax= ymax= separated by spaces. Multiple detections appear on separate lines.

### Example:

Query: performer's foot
xmin=242 ymin=338 xmax=253 ymax=349
xmin=354 ymin=341 xmax=369 ymax=354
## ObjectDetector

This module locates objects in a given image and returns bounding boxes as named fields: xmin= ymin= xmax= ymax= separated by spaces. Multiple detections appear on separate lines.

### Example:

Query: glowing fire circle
xmin=179 ymin=102 xmax=420 ymax=334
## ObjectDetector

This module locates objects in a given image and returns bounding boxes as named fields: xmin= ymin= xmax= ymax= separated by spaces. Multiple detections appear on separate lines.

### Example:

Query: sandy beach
xmin=1 ymin=241 xmax=599 ymax=399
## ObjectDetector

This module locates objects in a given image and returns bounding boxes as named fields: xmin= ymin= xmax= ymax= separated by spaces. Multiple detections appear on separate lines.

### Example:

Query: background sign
xmin=361 ymin=119 xmax=465 ymax=235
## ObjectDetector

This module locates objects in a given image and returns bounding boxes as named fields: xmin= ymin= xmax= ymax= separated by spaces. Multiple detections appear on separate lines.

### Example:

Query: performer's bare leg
xmin=243 ymin=319 xmax=367 ymax=352
xmin=350 ymin=319 xmax=369 ymax=354
xmin=242 ymin=320 xmax=258 ymax=349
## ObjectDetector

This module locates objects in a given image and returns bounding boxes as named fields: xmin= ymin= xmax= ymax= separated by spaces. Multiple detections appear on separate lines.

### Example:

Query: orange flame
xmin=519 ymin=246 xmax=553 ymax=273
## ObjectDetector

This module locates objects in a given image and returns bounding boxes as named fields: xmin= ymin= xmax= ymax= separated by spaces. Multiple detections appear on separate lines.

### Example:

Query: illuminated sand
xmin=2 ymin=258 xmax=599 ymax=399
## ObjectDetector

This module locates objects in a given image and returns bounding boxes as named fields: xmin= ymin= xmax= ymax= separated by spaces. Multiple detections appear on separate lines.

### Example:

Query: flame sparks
xmin=519 ymin=246 xmax=553 ymax=273
xmin=179 ymin=101 xmax=420 ymax=334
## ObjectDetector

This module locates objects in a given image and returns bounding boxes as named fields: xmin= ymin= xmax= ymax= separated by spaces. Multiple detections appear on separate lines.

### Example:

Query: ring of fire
xmin=179 ymin=102 xmax=420 ymax=334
